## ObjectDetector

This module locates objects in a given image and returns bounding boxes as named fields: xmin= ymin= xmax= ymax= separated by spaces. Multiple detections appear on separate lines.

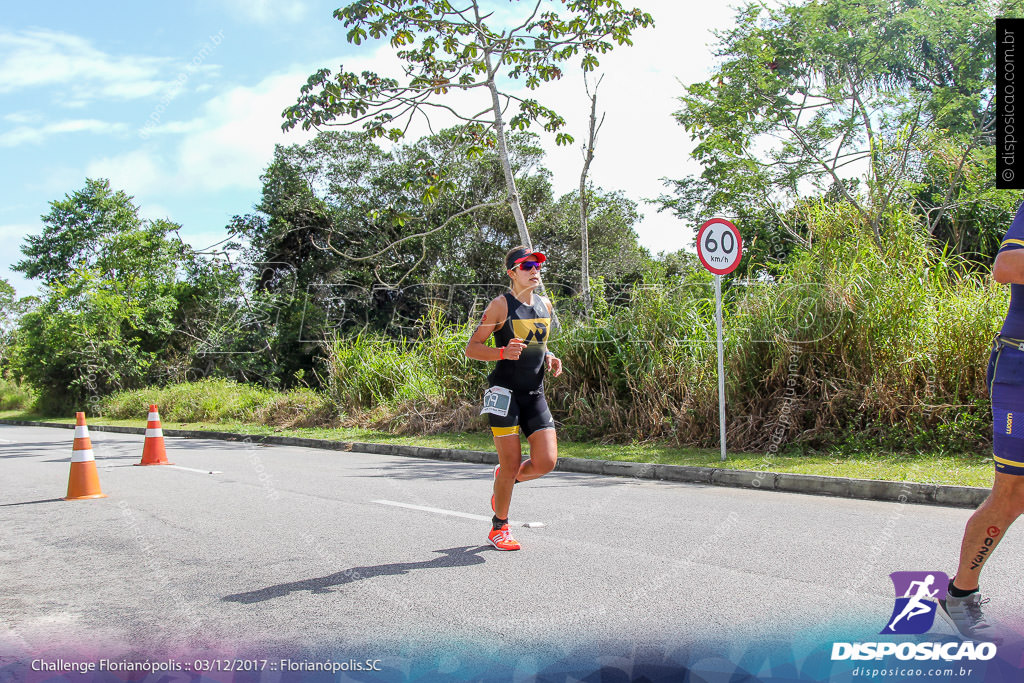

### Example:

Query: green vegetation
xmin=98 ymin=378 xmax=334 ymax=428
xmin=15 ymin=207 xmax=991 ymax=457
xmin=0 ymin=0 xmax=1019 ymax=485
xmin=298 ymin=207 xmax=1003 ymax=454
xmin=7 ymin=179 xmax=238 ymax=412
xmin=664 ymin=0 xmax=1020 ymax=262
xmin=0 ymin=377 xmax=35 ymax=411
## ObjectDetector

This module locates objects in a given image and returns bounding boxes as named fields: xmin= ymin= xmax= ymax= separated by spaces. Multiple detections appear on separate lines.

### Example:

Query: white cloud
xmin=78 ymin=72 xmax=317 ymax=198
xmin=0 ymin=29 xmax=163 ymax=93
xmin=0 ymin=119 xmax=127 ymax=147
xmin=4 ymin=111 xmax=40 ymax=124
xmin=85 ymin=149 xmax=167 ymax=199
xmin=174 ymin=72 xmax=318 ymax=192
xmin=139 ymin=203 xmax=174 ymax=222
xmin=0 ymin=225 xmax=40 ymax=296
xmin=24 ymin=165 xmax=88 ymax=196
xmin=85 ymin=45 xmax=399 ymax=198
xmin=218 ymin=0 xmax=307 ymax=24
xmin=0 ymin=223 xmax=39 ymax=241
xmin=141 ymin=120 xmax=208 ymax=136
xmin=0 ymin=29 xmax=217 ymax=105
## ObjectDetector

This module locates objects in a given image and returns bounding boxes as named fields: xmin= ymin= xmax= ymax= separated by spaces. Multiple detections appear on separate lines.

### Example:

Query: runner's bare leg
xmin=493 ymin=435 xmax=523 ymax=519
xmin=952 ymin=472 xmax=1024 ymax=590
xmin=516 ymin=429 xmax=557 ymax=482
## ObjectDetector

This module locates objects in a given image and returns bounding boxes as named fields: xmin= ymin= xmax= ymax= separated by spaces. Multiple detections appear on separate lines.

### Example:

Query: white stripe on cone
xmin=71 ymin=449 xmax=95 ymax=463
xmin=145 ymin=428 xmax=163 ymax=438
xmin=74 ymin=425 xmax=89 ymax=438
xmin=147 ymin=412 xmax=159 ymax=421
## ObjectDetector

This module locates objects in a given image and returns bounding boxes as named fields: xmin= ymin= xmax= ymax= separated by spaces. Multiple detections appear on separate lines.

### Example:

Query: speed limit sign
xmin=695 ymin=217 xmax=742 ymax=463
xmin=696 ymin=218 xmax=743 ymax=275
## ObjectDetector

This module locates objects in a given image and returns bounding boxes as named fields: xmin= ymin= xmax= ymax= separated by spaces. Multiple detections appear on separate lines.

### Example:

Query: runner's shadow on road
xmin=221 ymin=545 xmax=491 ymax=604
xmin=0 ymin=442 xmax=77 ymax=458
xmin=0 ymin=497 xmax=64 ymax=506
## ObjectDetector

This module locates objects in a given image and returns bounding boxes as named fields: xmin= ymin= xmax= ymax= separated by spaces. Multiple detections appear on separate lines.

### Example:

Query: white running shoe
xmin=938 ymin=593 xmax=1004 ymax=644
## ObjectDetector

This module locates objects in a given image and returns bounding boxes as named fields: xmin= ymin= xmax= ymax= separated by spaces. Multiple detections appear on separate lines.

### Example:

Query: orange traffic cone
xmin=64 ymin=412 xmax=107 ymax=500
xmin=136 ymin=404 xmax=173 ymax=465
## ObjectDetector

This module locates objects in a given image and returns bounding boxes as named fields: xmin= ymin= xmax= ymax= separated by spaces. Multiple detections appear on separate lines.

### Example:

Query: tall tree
xmin=0 ymin=278 xmax=28 ymax=370
xmin=14 ymin=178 xmax=180 ymax=288
xmin=282 ymin=0 xmax=653 ymax=249
xmin=533 ymin=186 xmax=647 ymax=292
xmin=665 ymin=0 xmax=1018 ymax=251
xmin=232 ymin=128 xmax=557 ymax=378
xmin=911 ymin=129 xmax=1021 ymax=262
xmin=11 ymin=179 xmax=232 ymax=408
xmin=578 ymin=73 xmax=605 ymax=310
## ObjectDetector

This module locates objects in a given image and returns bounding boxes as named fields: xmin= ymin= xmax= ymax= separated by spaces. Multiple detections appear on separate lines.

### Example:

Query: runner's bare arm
xmin=993 ymin=249 xmax=1024 ymax=284
xmin=465 ymin=296 xmax=510 ymax=361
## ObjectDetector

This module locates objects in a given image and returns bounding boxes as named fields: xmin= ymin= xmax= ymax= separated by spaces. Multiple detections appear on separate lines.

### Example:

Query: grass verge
xmin=0 ymin=409 xmax=994 ymax=489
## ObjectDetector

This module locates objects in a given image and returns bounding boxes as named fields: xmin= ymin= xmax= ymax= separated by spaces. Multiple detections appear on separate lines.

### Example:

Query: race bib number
xmin=481 ymin=386 xmax=512 ymax=417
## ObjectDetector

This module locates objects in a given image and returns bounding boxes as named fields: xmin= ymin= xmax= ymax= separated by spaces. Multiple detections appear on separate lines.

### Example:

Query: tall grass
xmin=99 ymin=378 xmax=334 ymax=428
xmin=320 ymin=205 xmax=1004 ymax=452
xmin=322 ymin=309 xmax=485 ymax=433
xmin=547 ymin=204 xmax=1003 ymax=451
xmin=0 ymin=376 xmax=36 ymax=411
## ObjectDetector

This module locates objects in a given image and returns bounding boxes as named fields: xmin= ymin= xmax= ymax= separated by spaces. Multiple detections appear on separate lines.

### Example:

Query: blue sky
xmin=0 ymin=1 xmax=738 ymax=297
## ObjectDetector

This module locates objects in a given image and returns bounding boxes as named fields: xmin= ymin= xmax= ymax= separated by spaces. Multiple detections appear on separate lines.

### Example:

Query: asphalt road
xmin=2 ymin=424 xmax=1023 ymax=677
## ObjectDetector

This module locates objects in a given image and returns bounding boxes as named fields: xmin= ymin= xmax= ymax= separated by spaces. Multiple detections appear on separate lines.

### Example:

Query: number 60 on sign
xmin=696 ymin=218 xmax=743 ymax=276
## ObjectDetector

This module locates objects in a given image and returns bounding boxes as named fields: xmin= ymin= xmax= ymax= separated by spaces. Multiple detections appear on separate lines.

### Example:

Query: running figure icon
xmin=887 ymin=574 xmax=939 ymax=632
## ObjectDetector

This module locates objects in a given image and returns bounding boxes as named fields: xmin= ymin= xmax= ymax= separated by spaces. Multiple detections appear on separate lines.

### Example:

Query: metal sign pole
xmin=696 ymin=218 xmax=741 ymax=463
xmin=715 ymin=273 xmax=726 ymax=461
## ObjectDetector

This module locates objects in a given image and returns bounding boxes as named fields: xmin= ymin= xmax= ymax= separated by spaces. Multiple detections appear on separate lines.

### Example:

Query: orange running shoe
xmin=490 ymin=464 xmax=499 ymax=512
xmin=488 ymin=523 xmax=521 ymax=551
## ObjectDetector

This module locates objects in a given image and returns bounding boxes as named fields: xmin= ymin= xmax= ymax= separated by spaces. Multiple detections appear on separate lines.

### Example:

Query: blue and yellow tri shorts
xmin=988 ymin=341 xmax=1024 ymax=476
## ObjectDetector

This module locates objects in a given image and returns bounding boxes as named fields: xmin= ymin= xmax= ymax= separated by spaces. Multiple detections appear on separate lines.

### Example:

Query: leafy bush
xmin=11 ymin=274 xmax=167 ymax=414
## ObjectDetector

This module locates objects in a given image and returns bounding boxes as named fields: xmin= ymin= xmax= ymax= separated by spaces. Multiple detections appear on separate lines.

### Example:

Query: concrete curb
xmin=0 ymin=419 xmax=989 ymax=508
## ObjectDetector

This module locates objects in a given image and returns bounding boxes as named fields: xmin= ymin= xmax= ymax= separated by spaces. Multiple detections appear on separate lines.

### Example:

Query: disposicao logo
xmin=830 ymin=641 xmax=996 ymax=662
xmin=881 ymin=571 xmax=948 ymax=635
xmin=830 ymin=570 xmax=997 ymax=663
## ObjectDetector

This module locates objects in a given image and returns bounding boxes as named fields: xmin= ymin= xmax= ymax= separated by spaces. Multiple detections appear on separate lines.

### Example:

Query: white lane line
xmin=164 ymin=465 xmax=222 ymax=475
xmin=372 ymin=499 xmax=544 ymax=528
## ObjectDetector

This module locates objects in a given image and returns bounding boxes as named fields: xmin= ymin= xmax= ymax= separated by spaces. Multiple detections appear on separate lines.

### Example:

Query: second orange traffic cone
xmin=136 ymin=404 xmax=173 ymax=466
xmin=64 ymin=412 xmax=107 ymax=500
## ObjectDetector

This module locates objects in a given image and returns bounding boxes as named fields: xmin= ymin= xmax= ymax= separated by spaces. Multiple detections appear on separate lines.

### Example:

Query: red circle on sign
xmin=696 ymin=218 xmax=743 ymax=275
